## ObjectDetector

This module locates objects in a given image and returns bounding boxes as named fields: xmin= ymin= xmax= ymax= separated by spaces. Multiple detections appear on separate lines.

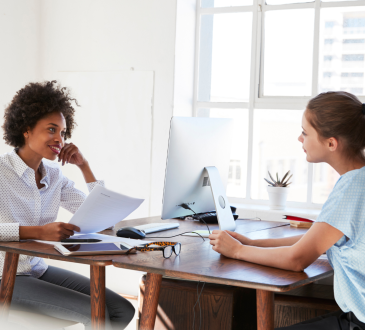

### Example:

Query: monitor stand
xmin=204 ymin=166 xmax=236 ymax=232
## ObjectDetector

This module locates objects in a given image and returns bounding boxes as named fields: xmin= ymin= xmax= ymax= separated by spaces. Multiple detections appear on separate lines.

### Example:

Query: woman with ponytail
xmin=210 ymin=91 xmax=365 ymax=329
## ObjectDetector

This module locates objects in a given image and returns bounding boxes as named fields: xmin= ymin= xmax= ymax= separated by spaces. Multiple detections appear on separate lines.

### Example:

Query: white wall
xmin=173 ymin=0 xmax=197 ymax=117
xmin=38 ymin=0 xmax=178 ymax=296
xmin=0 ymin=0 xmax=196 ymax=297
xmin=0 ymin=0 xmax=41 ymax=155
xmin=39 ymin=0 xmax=177 ymax=218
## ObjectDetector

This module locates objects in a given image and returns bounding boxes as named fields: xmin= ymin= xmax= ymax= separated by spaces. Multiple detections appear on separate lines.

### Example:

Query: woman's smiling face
xmin=298 ymin=110 xmax=332 ymax=163
xmin=25 ymin=112 xmax=67 ymax=161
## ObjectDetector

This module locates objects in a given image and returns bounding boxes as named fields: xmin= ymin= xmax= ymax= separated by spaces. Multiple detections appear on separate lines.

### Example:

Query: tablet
xmin=54 ymin=242 xmax=136 ymax=256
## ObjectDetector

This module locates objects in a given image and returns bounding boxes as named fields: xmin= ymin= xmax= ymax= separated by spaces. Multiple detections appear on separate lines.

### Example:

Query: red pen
xmin=283 ymin=215 xmax=315 ymax=223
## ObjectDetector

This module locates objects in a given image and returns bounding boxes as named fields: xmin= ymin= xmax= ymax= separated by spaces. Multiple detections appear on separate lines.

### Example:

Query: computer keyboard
xmin=133 ymin=222 xmax=180 ymax=234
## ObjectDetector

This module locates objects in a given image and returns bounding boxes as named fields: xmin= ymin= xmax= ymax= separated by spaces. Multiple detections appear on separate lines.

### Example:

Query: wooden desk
xmin=0 ymin=240 xmax=115 ymax=329
xmin=0 ymin=215 xmax=234 ymax=329
xmin=0 ymin=217 xmax=330 ymax=330
xmin=112 ymin=219 xmax=333 ymax=330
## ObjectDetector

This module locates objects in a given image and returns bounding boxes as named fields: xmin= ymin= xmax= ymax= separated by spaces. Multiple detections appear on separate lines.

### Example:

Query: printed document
xmin=68 ymin=185 xmax=144 ymax=234
xmin=35 ymin=233 xmax=151 ymax=246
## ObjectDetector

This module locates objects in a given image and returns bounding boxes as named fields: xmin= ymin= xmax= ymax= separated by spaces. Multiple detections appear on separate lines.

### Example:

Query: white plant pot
xmin=267 ymin=186 xmax=289 ymax=210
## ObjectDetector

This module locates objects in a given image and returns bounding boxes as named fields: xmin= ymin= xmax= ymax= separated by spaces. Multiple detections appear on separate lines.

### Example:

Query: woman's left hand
xmin=58 ymin=143 xmax=87 ymax=167
xmin=209 ymin=230 xmax=243 ymax=259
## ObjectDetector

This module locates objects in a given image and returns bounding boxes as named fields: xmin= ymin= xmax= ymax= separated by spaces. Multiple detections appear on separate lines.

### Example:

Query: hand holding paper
xmin=68 ymin=185 xmax=144 ymax=234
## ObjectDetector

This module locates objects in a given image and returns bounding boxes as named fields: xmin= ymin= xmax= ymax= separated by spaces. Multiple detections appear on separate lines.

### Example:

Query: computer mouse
xmin=116 ymin=227 xmax=146 ymax=239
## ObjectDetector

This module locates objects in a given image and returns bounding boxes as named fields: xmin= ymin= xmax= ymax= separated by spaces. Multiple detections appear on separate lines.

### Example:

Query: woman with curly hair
xmin=0 ymin=81 xmax=135 ymax=329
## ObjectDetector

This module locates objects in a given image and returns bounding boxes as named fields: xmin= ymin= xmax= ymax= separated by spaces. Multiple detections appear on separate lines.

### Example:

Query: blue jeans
xmin=2 ymin=265 xmax=135 ymax=330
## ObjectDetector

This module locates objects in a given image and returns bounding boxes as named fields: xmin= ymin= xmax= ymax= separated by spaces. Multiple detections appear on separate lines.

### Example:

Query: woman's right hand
xmin=39 ymin=223 xmax=81 ymax=241
xmin=226 ymin=231 xmax=253 ymax=246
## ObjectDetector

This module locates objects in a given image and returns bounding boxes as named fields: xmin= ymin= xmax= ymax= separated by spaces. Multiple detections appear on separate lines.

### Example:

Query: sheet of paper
xmin=69 ymin=185 xmax=144 ymax=234
xmin=35 ymin=233 xmax=151 ymax=246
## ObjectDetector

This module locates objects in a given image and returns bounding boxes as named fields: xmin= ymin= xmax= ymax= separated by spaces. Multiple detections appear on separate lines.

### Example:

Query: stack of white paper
xmin=69 ymin=185 xmax=144 ymax=234
xmin=35 ymin=233 xmax=151 ymax=246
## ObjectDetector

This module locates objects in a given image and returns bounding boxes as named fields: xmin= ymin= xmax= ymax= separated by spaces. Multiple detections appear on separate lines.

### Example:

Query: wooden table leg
xmin=0 ymin=252 xmax=19 ymax=320
xmin=139 ymin=273 xmax=162 ymax=330
xmin=257 ymin=289 xmax=274 ymax=330
xmin=90 ymin=265 xmax=106 ymax=330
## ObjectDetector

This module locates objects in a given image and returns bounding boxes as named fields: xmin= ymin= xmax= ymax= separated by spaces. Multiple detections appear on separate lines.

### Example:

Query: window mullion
xmin=307 ymin=163 xmax=314 ymax=204
xmin=321 ymin=0 xmax=365 ymax=9
xmin=306 ymin=0 xmax=321 ymax=205
xmin=311 ymin=0 xmax=321 ymax=97
xmin=258 ymin=5 xmax=265 ymax=99
xmin=193 ymin=0 xmax=202 ymax=117
xmin=246 ymin=0 xmax=261 ymax=200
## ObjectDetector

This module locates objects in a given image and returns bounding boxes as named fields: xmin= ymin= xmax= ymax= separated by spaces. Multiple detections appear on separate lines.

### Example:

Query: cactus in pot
xmin=265 ymin=171 xmax=292 ymax=210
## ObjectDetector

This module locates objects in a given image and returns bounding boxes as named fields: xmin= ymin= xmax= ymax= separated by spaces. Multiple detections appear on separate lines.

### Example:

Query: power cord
xmin=192 ymin=281 xmax=205 ymax=330
xmin=146 ymin=204 xmax=214 ymax=242
xmin=179 ymin=203 xmax=211 ymax=234
xmin=146 ymin=231 xmax=206 ymax=241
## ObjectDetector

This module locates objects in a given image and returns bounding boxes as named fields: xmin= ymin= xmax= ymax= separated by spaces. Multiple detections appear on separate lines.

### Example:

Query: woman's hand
xmin=58 ymin=142 xmax=87 ymax=167
xmin=225 ymin=231 xmax=253 ymax=246
xmin=39 ymin=223 xmax=81 ymax=241
xmin=209 ymin=230 xmax=244 ymax=259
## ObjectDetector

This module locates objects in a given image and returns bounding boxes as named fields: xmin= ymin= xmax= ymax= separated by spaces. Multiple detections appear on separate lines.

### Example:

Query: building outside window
xmin=194 ymin=0 xmax=365 ymax=209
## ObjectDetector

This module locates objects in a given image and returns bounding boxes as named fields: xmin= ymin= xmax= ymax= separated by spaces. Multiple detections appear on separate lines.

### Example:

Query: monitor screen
xmin=162 ymin=117 xmax=233 ymax=219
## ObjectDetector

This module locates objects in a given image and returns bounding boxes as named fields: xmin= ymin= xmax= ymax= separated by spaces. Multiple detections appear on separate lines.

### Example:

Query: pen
xmin=60 ymin=239 xmax=102 ymax=243
xmin=283 ymin=215 xmax=314 ymax=222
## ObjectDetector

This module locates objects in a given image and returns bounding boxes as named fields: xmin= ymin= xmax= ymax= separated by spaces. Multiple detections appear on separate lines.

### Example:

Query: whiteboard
xmin=57 ymin=71 xmax=154 ymax=219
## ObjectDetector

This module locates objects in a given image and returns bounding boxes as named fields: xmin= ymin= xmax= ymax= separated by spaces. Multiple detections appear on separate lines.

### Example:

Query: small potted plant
xmin=264 ymin=171 xmax=292 ymax=210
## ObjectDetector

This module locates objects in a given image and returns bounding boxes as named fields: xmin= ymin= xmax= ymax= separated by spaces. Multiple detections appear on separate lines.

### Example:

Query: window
xmin=350 ymin=87 xmax=364 ymax=94
xmin=344 ymin=18 xmax=365 ymax=28
xmin=342 ymin=54 xmax=365 ymax=61
xmin=341 ymin=72 xmax=364 ymax=77
xmin=194 ymin=0 xmax=365 ymax=209
xmin=325 ymin=21 xmax=336 ymax=28
xmin=343 ymin=39 xmax=365 ymax=44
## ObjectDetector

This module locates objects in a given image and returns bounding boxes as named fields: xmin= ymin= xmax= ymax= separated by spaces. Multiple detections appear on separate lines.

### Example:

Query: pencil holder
xmin=267 ymin=186 xmax=289 ymax=210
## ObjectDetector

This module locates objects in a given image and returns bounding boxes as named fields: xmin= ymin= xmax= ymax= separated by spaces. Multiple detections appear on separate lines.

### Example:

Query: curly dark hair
xmin=2 ymin=80 xmax=79 ymax=147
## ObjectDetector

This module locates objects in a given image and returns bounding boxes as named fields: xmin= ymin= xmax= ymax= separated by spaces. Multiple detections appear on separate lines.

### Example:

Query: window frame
xmin=193 ymin=0 xmax=365 ymax=210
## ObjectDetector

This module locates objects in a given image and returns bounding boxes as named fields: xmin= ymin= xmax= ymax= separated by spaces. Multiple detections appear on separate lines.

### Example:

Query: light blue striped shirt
xmin=316 ymin=166 xmax=365 ymax=322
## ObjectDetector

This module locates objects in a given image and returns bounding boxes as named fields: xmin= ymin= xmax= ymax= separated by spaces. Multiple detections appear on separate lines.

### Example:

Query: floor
xmin=66 ymin=298 xmax=138 ymax=330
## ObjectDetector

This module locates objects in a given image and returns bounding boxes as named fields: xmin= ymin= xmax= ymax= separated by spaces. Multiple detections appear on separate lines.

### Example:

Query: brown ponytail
xmin=306 ymin=91 xmax=365 ymax=161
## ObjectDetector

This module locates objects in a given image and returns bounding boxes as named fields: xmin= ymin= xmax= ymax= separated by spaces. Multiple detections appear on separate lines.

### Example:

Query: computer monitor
xmin=161 ymin=117 xmax=236 ymax=231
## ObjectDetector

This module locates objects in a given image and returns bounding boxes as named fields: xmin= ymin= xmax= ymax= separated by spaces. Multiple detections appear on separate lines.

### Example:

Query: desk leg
xmin=0 ymin=252 xmax=19 ymax=320
xmin=139 ymin=273 xmax=162 ymax=330
xmin=90 ymin=265 xmax=106 ymax=330
xmin=257 ymin=289 xmax=274 ymax=330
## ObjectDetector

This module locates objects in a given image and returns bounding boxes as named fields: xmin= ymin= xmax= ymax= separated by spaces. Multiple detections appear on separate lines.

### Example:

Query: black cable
xmin=146 ymin=231 xmax=205 ymax=241
xmin=179 ymin=203 xmax=211 ymax=234
xmin=197 ymin=217 xmax=211 ymax=235
xmin=192 ymin=281 xmax=205 ymax=330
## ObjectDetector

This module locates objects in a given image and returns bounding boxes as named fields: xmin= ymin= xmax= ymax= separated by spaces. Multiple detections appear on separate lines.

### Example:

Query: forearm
xmin=235 ymin=245 xmax=303 ymax=271
xmin=249 ymin=235 xmax=304 ymax=247
xmin=19 ymin=226 xmax=42 ymax=240
xmin=78 ymin=161 xmax=97 ymax=183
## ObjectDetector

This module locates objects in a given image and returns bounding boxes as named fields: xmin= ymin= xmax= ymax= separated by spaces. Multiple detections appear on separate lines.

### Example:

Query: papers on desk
xmin=69 ymin=185 xmax=144 ymax=234
xmin=35 ymin=233 xmax=152 ymax=246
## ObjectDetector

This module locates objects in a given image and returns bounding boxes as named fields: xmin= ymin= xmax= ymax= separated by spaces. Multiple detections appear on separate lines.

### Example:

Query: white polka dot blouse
xmin=0 ymin=149 xmax=104 ymax=279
